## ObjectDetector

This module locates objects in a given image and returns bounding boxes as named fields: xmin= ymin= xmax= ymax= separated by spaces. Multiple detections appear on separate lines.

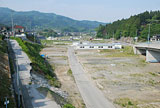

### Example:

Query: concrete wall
xmin=146 ymin=50 xmax=160 ymax=62
xmin=133 ymin=47 xmax=146 ymax=55
xmin=134 ymin=46 xmax=160 ymax=63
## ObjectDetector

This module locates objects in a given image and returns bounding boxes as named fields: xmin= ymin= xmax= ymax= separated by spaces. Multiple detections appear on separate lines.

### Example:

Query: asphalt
xmin=68 ymin=46 xmax=115 ymax=108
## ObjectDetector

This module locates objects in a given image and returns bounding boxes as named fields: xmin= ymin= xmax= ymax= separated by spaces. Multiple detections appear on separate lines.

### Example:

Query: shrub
xmin=63 ymin=104 xmax=75 ymax=108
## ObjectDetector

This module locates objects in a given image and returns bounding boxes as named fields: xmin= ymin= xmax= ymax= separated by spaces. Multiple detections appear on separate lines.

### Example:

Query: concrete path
xmin=10 ymin=39 xmax=60 ymax=108
xmin=68 ymin=47 xmax=115 ymax=108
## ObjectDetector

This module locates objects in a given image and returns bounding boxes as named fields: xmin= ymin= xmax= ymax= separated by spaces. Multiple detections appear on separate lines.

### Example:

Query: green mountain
xmin=96 ymin=11 xmax=160 ymax=40
xmin=0 ymin=7 xmax=104 ymax=32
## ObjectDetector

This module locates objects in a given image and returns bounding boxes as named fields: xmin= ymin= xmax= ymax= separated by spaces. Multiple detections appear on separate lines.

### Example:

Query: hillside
xmin=96 ymin=11 xmax=160 ymax=40
xmin=0 ymin=7 xmax=104 ymax=32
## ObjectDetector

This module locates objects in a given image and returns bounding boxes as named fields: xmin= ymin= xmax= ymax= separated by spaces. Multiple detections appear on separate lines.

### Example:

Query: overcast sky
xmin=0 ymin=0 xmax=160 ymax=22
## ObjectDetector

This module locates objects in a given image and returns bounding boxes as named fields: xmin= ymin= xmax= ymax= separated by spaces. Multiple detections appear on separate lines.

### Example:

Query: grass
xmin=130 ymin=73 xmax=144 ymax=77
xmin=37 ymin=87 xmax=75 ymax=108
xmin=0 ymin=35 xmax=16 ymax=108
xmin=147 ymin=79 xmax=158 ymax=86
xmin=13 ymin=37 xmax=61 ymax=88
xmin=41 ymin=40 xmax=72 ymax=46
xmin=148 ymin=72 xmax=158 ymax=76
xmin=67 ymin=69 xmax=73 ymax=76
xmin=114 ymin=97 xmax=138 ymax=108
xmin=100 ymin=46 xmax=137 ymax=57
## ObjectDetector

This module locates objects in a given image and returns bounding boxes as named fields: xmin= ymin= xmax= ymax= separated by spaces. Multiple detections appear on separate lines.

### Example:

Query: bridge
xmin=133 ymin=42 xmax=160 ymax=63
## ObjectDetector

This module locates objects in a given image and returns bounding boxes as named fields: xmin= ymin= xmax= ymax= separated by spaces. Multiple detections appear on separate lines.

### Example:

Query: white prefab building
xmin=73 ymin=42 xmax=122 ymax=49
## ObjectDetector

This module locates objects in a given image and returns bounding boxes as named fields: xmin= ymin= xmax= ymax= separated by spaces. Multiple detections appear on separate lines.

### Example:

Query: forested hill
xmin=96 ymin=11 xmax=160 ymax=40
xmin=0 ymin=7 xmax=104 ymax=32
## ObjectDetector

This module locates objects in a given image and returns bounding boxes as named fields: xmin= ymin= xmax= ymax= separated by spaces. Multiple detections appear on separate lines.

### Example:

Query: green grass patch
xmin=100 ymin=46 xmax=136 ymax=57
xmin=41 ymin=40 xmax=72 ymax=46
xmin=63 ymin=104 xmax=75 ymax=108
xmin=67 ymin=69 xmax=73 ymax=76
xmin=114 ymin=97 xmax=138 ymax=108
xmin=130 ymin=73 xmax=144 ymax=77
xmin=148 ymin=72 xmax=158 ymax=77
xmin=13 ymin=37 xmax=61 ymax=87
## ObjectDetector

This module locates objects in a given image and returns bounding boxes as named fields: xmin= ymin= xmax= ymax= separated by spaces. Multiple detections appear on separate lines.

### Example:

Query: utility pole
xmin=136 ymin=29 xmax=138 ymax=37
xmin=148 ymin=23 xmax=151 ymax=44
xmin=113 ymin=32 xmax=115 ymax=42
xmin=11 ymin=13 xmax=14 ymax=37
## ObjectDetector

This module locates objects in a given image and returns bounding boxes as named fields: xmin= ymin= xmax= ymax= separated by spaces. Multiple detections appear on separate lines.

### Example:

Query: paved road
xmin=135 ymin=42 xmax=160 ymax=49
xmin=68 ymin=47 xmax=115 ymax=108
xmin=10 ymin=40 xmax=60 ymax=108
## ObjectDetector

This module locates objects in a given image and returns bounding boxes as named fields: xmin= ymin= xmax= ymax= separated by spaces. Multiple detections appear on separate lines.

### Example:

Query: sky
xmin=0 ymin=0 xmax=160 ymax=23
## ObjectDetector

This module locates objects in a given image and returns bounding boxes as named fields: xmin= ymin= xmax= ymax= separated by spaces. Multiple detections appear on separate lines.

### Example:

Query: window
xmin=98 ymin=46 xmax=103 ymax=48
xmin=90 ymin=46 xmax=94 ymax=48
xmin=108 ymin=46 xmax=112 ymax=48
xmin=80 ymin=46 xmax=84 ymax=48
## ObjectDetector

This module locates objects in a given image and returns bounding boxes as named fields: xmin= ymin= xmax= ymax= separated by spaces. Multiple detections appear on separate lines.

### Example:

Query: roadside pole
xmin=4 ymin=97 xmax=9 ymax=108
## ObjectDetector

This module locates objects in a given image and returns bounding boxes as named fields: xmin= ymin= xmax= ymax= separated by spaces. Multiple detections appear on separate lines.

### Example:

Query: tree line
xmin=96 ymin=11 xmax=160 ymax=40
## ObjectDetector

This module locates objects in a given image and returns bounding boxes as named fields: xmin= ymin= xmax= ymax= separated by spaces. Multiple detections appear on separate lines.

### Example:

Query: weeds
xmin=101 ymin=46 xmax=137 ymax=57
xmin=114 ymin=97 xmax=138 ymax=108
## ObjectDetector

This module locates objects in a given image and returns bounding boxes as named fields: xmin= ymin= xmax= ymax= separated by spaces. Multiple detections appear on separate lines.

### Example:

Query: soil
xmin=75 ymin=48 xmax=160 ymax=108
xmin=41 ymin=45 xmax=85 ymax=108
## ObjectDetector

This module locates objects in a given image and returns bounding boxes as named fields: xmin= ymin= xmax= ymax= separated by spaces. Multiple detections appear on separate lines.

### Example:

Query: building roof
xmin=14 ymin=25 xmax=24 ymax=29
xmin=78 ymin=43 xmax=121 ymax=46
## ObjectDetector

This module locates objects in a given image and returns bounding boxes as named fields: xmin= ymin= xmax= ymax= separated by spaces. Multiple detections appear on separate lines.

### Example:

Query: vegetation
xmin=41 ymin=40 xmax=72 ymax=46
xmin=96 ymin=11 xmax=160 ymax=40
xmin=114 ymin=98 xmax=138 ymax=108
xmin=14 ymin=37 xmax=61 ymax=87
xmin=148 ymin=72 xmax=158 ymax=76
xmin=0 ymin=35 xmax=16 ymax=108
xmin=0 ymin=7 xmax=103 ymax=32
xmin=38 ymin=29 xmax=58 ymax=37
xmin=63 ymin=104 xmax=75 ymax=108
xmin=100 ymin=46 xmax=136 ymax=57
xmin=67 ymin=69 xmax=73 ymax=76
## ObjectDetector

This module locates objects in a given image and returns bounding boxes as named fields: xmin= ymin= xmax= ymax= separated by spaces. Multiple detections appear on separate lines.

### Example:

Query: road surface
xmin=68 ymin=46 xmax=115 ymax=108
xmin=10 ymin=39 xmax=60 ymax=108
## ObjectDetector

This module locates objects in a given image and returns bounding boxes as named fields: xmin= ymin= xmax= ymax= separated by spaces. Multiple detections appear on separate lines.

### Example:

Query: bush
xmin=63 ymin=104 xmax=75 ymax=108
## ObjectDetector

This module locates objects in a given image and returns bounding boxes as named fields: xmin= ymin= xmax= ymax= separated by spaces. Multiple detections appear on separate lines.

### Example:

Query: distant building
xmin=151 ymin=35 xmax=160 ymax=42
xmin=14 ymin=25 xmax=25 ymax=34
xmin=0 ymin=26 xmax=11 ymax=36
xmin=47 ymin=37 xmax=57 ymax=40
xmin=73 ymin=41 xmax=122 ymax=49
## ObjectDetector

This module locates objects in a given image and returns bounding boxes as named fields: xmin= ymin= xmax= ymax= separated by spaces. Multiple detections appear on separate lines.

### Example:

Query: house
xmin=0 ymin=26 xmax=11 ymax=36
xmin=14 ymin=25 xmax=25 ymax=34
xmin=73 ymin=41 xmax=122 ymax=49
xmin=151 ymin=35 xmax=160 ymax=42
